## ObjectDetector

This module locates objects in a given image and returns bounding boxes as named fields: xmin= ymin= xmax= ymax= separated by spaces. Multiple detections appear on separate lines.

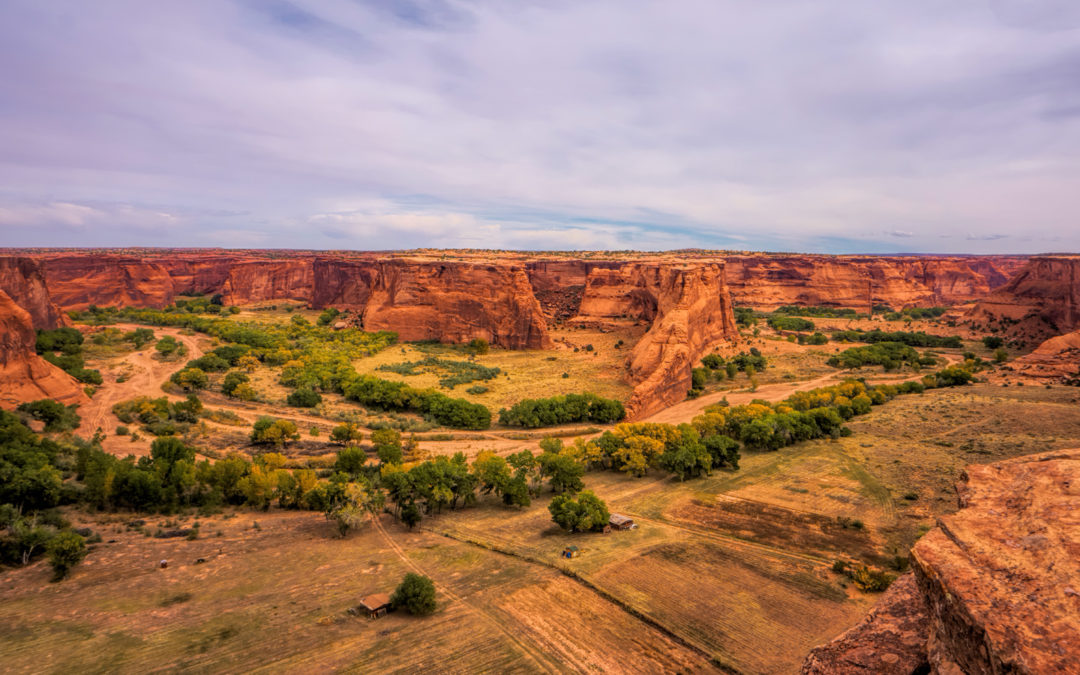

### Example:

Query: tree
xmin=47 ymin=531 xmax=86 ymax=581
xmin=286 ymin=388 xmax=322 ymax=408
xmin=549 ymin=490 xmax=610 ymax=532
xmin=472 ymin=451 xmax=511 ymax=496
xmin=465 ymin=338 xmax=489 ymax=355
xmin=371 ymin=428 xmax=403 ymax=464
xmin=392 ymin=572 xmax=437 ymax=615
xmin=330 ymin=423 xmax=362 ymax=446
xmin=250 ymin=417 xmax=299 ymax=446
xmin=171 ymin=367 xmax=208 ymax=391
xmin=222 ymin=371 xmax=249 ymax=397
xmin=994 ymin=348 xmax=1008 ymax=363
xmin=17 ymin=399 xmax=80 ymax=432
xmin=236 ymin=354 xmax=260 ymax=372
xmin=982 ymin=336 xmax=1005 ymax=349
xmin=155 ymin=335 xmax=180 ymax=356
xmin=335 ymin=446 xmax=368 ymax=477
xmin=327 ymin=479 xmax=384 ymax=537
xmin=538 ymin=449 xmax=584 ymax=494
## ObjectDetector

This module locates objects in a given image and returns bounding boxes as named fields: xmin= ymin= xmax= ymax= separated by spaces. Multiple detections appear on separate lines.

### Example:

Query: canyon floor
xmin=4 ymin=306 xmax=1078 ymax=674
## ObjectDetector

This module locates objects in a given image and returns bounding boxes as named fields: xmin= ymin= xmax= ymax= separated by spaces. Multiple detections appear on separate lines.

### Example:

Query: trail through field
xmin=78 ymin=325 xmax=205 ymax=447
xmin=370 ymin=515 xmax=565 ymax=674
xmin=644 ymin=352 xmax=963 ymax=425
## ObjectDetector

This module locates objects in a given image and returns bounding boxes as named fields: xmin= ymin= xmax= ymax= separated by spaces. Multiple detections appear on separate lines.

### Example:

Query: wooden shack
xmin=608 ymin=514 xmax=637 ymax=531
xmin=562 ymin=545 xmax=580 ymax=558
xmin=359 ymin=593 xmax=393 ymax=618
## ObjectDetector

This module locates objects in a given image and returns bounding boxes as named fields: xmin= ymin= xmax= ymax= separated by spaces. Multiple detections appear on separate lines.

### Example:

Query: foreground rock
xmin=0 ymin=289 xmax=87 ymax=410
xmin=801 ymin=573 xmax=930 ymax=674
xmin=804 ymin=450 xmax=1080 ymax=674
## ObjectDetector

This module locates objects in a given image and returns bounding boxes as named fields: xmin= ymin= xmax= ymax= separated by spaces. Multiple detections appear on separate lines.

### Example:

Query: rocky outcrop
xmin=964 ymin=256 xmax=1080 ymax=344
xmin=726 ymin=255 xmax=1026 ymax=312
xmin=362 ymin=261 xmax=552 ymax=349
xmin=220 ymin=260 xmax=314 ymax=305
xmin=1003 ymin=330 xmax=1080 ymax=383
xmin=912 ymin=449 xmax=1080 ymax=674
xmin=622 ymin=263 xmax=737 ymax=418
xmin=0 ymin=256 xmax=69 ymax=329
xmin=801 ymin=573 xmax=930 ymax=674
xmin=804 ymin=450 xmax=1080 ymax=674
xmin=159 ymin=257 xmax=237 ymax=296
xmin=0 ymin=289 xmax=87 ymax=410
xmin=40 ymin=255 xmax=176 ymax=311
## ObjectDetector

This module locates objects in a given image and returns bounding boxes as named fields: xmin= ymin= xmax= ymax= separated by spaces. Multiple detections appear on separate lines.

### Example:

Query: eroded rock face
xmin=0 ymin=289 xmax=87 ymax=410
xmin=362 ymin=261 xmax=552 ymax=349
xmin=726 ymin=255 xmax=1026 ymax=311
xmin=622 ymin=263 xmax=737 ymax=418
xmin=801 ymin=573 xmax=930 ymax=674
xmin=220 ymin=260 xmax=314 ymax=305
xmin=40 ymin=255 xmax=176 ymax=311
xmin=911 ymin=449 xmax=1080 ymax=675
xmin=310 ymin=258 xmax=380 ymax=311
xmin=0 ymin=256 xmax=69 ymax=329
xmin=965 ymin=256 xmax=1080 ymax=343
xmin=159 ymin=257 xmax=237 ymax=295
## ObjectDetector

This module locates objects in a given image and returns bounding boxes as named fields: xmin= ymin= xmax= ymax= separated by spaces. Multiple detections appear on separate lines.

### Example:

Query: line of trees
xmin=830 ymin=329 xmax=962 ymax=349
xmin=497 ymin=393 xmax=626 ymax=428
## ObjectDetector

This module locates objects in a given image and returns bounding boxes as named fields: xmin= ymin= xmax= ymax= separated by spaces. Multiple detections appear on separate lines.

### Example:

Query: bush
xmin=250 ymin=417 xmax=299 ymax=446
xmin=222 ymin=371 xmax=249 ymax=397
xmin=826 ymin=342 xmax=922 ymax=370
xmin=982 ymin=336 xmax=1005 ymax=349
xmin=768 ymin=316 xmax=815 ymax=332
xmin=46 ymin=531 xmax=86 ymax=581
xmin=171 ymin=367 xmax=208 ymax=391
xmin=498 ymin=393 xmax=625 ymax=428
xmin=391 ymin=572 xmax=437 ymax=615
xmin=286 ymin=388 xmax=322 ymax=408
xmin=548 ymin=490 xmax=610 ymax=532
xmin=17 ymin=400 xmax=81 ymax=432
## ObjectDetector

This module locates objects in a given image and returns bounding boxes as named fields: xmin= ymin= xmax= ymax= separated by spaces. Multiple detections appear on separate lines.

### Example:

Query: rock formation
xmin=726 ymin=255 xmax=1026 ymax=312
xmin=39 ymin=254 xmax=176 ymax=311
xmin=159 ymin=256 xmax=237 ymax=295
xmin=361 ymin=261 xmax=552 ymax=349
xmin=803 ymin=449 xmax=1080 ymax=673
xmin=0 ymin=289 xmax=87 ymax=410
xmin=0 ymin=256 xmax=69 ymax=329
xmin=964 ymin=255 xmax=1080 ymax=343
xmin=1003 ymin=330 xmax=1080 ymax=383
xmin=310 ymin=258 xmax=380 ymax=311
xmin=620 ymin=263 xmax=737 ymax=418
xmin=801 ymin=574 xmax=930 ymax=674
xmin=220 ymin=260 xmax=314 ymax=305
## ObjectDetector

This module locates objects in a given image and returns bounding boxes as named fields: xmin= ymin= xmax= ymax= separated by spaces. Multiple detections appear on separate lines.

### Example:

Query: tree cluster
xmin=497 ymin=393 xmax=626 ymax=428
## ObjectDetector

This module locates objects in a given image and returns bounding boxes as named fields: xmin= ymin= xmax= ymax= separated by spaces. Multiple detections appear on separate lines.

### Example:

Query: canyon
xmin=0 ymin=289 xmax=86 ymax=410
xmin=964 ymin=255 xmax=1080 ymax=342
xmin=0 ymin=250 xmax=1039 ymax=420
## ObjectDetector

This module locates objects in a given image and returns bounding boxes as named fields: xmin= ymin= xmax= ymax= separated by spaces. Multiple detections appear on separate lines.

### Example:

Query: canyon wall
xmin=726 ymin=255 xmax=1026 ymax=311
xmin=40 ymin=255 xmax=176 ymax=311
xmin=964 ymin=255 xmax=1080 ymax=343
xmin=1003 ymin=330 xmax=1080 ymax=383
xmin=159 ymin=257 xmax=237 ymax=296
xmin=804 ymin=449 xmax=1080 ymax=674
xmin=220 ymin=260 xmax=315 ymax=305
xmin=0 ymin=289 xmax=87 ymax=410
xmin=620 ymin=263 xmax=738 ymax=419
xmin=0 ymin=256 xmax=69 ymax=329
xmin=361 ymin=261 xmax=552 ymax=349
xmin=310 ymin=258 xmax=380 ymax=311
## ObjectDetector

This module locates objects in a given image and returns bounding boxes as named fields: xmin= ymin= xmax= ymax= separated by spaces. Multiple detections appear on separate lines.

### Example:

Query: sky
xmin=1 ymin=0 xmax=1079 ymax=253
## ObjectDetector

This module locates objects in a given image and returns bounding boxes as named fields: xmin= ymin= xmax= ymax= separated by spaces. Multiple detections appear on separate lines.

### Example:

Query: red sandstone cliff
xmin=0 ymin=289 xmax=87 ymax=410
xmin=620 ymin=263 xmax=737 ymax=419
xmin=40 ymin=255 xmax=175 ymax=311
xmin=964 ymin=255 xmax=1080 ymax=343
xmin=804 ymin=449 xmax=1080 ymax=674
xmin=726 ymin=255 xmax=1026 ymax=312
xmin=159 ymin=257 xmax=238 ymax=295
xmin=220 ymin=260 xmax=315 ymax=305
xmin=310 ymin=258 xmax=380 ymax=311
xmin=0 ymin=256 xmax=69 ymax=329
xmin=1003 ymin=330 xmax=1080 ymax=383
xmin=361 ymin=261 xmax=552 ymax=349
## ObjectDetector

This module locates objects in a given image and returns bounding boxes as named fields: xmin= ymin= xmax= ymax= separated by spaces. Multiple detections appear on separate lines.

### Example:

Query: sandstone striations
xmin=159 ymin=257 xmax=238 ymax=295
xmin=310 ymin=258 xmax=380 ymax=311
xmin=621 ymin=263 xmax=737 ymax=419
xmin=0 ymin=256 xmax=69 ymax=329
xmin=911 ymin=449 xmax=1080 ymax=674
xmin=220 ymin=260 xmax=315 ymax=305
xmin=964 ymin=255 xmax=1080 ymax=343
xmin=362 ymin=261 xmax=552 ymax=349
xmin=726 ymin=255 xmax=1026 ymax=312
xmin=0 ymin=289 xmax=87 ymax=410
xmin=805 ymin=450 xmax=1080 ymax=674
xmin=40 ymin=255 xmax=176 ymax=311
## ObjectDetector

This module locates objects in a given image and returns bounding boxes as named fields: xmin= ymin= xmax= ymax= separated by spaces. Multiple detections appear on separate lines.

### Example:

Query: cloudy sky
xmin=1 ymin=1 xmax=1079 ymax=252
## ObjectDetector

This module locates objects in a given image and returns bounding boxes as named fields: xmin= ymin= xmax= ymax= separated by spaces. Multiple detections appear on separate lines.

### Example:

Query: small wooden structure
xmin=359 ymin=593 xmax=393 ymax=619
xmin=562 ymin=545 xmax=580 ymax=559
xmin=608 ymin=514 xmax=637 ymax=531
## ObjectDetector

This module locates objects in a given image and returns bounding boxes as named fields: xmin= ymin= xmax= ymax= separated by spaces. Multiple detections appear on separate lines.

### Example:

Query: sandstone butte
xmin=0 ymin=288 xmax=86 ymax=410
xmin=804 ymin=449 xmax=1080 ymax=674
xmin=0 ymin=249 xmax=1029 ymax=419
xmin=964 ymin=255 xmax=1080 ymax=343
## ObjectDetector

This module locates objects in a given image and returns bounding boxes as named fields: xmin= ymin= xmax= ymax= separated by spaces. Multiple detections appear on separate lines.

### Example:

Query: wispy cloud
xmin=0 ymin=0 xmax=1078 ymax=252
